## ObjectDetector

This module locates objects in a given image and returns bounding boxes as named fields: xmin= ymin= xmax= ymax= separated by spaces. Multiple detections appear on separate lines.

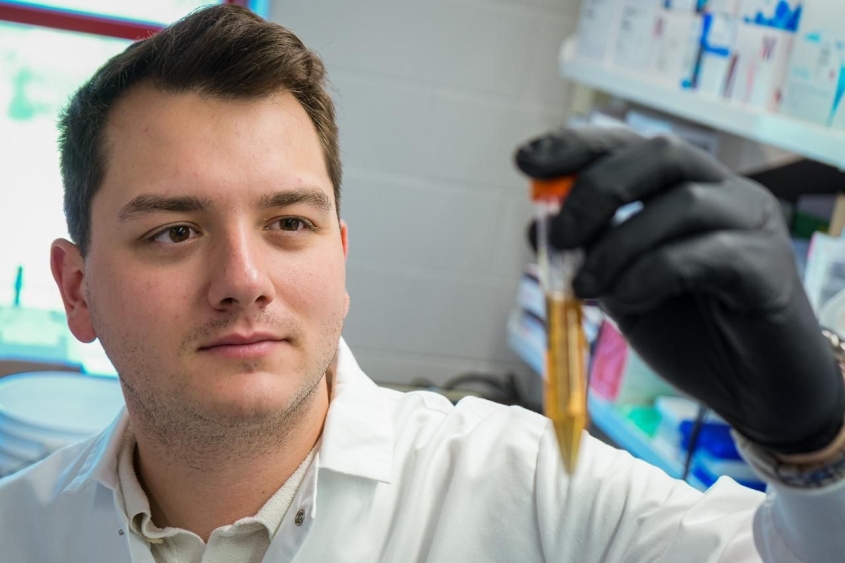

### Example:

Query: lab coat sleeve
xmin=752 ymin=475 xmax=845 ymax=562
xmin=532 ymin=421 xmax=842 ymax=563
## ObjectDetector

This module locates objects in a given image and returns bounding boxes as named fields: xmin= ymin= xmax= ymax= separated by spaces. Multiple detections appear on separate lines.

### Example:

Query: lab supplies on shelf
xmin=702 ymin=0 xmax=741 ymax=14
xmin=805 ymin=232 xmax=845 ymax=333
xmin=574 ymin=0 xmax=623 ymax=62
xmin=612 ymin=0 xmax=662 ymax=71
xmin=739 ymin=0 xmax=803 ymax=30
xmin=651 ymin=9 xmax=703 ymax=88
xmin=697 ymin=11 xmax=739 ymax=96
xmin=726 ymin=22 xmax=795 ymax=110
xmin=590 ymin=322 xmax=677 ymax=406
xmin=780 ymin=0 xmax=845 ymax=128
xmin=655 ymin=396 xmax=766 ymax=490
xmin=561 ymin=40 xmax=845 ymax=169
xmin=569 ymin=0 xmax=845 ymax=151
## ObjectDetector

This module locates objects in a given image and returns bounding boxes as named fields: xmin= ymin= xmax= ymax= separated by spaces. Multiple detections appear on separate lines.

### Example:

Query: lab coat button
xmin=294 ymin=509 xmax=305 ymax=526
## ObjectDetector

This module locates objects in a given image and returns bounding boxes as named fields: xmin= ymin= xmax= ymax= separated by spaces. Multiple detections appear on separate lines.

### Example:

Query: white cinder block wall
xmin=269 ymin=0 xmax=582 ymax=385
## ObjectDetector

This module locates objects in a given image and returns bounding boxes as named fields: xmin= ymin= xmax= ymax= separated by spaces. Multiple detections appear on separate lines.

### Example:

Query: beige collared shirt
xmin=116 ymin=427 xmax=317 ymax=563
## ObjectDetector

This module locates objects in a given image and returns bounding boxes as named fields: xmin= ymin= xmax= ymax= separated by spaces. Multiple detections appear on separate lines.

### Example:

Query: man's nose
xmin=207 ymin=227 xmax=276 ymax=312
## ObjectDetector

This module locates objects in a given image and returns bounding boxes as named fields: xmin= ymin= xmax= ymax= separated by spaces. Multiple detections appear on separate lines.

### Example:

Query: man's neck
xmin=131 ymin=376 xmax=330 ymax=542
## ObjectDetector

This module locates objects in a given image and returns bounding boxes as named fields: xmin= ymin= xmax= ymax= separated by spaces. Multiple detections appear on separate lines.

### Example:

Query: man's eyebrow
xmin=118 ymin=195 xmax=211 ymax=222
xmin=259 ymin=189 xmax=333 ymax=213
xmin=116 ymin=189 xmax=332 ymax=222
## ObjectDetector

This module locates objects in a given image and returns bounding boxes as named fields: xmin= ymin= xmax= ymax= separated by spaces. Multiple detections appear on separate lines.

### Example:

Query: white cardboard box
xmin=780 ymin=0 xmax=845 ymax=127
xmin=575 ymin=0 xmax=624 ymax=62
xmin=795 ymin=0 xmax=845 ymax=31
xmin=725 ymin=22 xmax=794 ymax=109
xmin=612 ymin=0 xmax=662 ymax=71
xmin=780 ymin=33 xmax=845 ymax=126
xmin=702 ymin=0 xmax=741 ymax=14
xmin=697 ymin=12 xmax=739 ymax=96
xmin=664 ymin=0 xmax=699 ymax=11
xmin=651 ymin=10 xmax=704 ymax=88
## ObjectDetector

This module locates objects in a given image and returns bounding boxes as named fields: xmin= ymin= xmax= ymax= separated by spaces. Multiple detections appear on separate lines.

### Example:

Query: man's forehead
xmin=97 ymin=86 xmax=333 ymax=213
xmin=105 ymin=85 xmax=295 ymax=141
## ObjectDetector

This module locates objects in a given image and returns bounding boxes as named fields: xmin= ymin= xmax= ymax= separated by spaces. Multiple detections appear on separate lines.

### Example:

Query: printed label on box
xmin=613 ymin=0 xmax=661 ymax=70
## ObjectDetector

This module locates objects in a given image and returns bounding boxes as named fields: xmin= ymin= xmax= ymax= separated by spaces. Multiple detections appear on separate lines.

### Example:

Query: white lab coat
xmin=2 ymin=339 xmax=844 ymax=562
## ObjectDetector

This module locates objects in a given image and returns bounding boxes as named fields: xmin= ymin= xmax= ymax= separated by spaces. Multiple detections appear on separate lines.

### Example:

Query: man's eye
xmin=151 ymin=225 xmax=198 ymax=244
xmin=271 ymin=218 xmax=312 ymax=232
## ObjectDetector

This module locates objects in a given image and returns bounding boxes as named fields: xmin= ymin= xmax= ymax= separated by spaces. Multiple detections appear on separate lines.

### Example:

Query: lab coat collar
xmin=58 ymin=337 xmax=393 ymax=496
xmin=61 ymin=408 xmax=128 ymax=495
xmin=318 ymin=337 xmax=394 ymax=484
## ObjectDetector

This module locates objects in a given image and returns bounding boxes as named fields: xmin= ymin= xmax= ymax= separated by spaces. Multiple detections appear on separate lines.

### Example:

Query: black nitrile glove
xmin=515 ymin=127 xmax=845 ymax=455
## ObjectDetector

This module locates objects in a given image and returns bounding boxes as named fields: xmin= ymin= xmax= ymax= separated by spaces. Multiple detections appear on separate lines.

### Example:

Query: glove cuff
xmin=763 ymin=356 xmax=845 ymax=455
xmin=736 ymin=418 xmax=845 ymax=489
xmin=754 ymin=329 xmax=845 ymax=455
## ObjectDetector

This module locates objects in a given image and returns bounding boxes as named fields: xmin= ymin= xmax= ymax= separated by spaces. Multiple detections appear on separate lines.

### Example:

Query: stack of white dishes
xmin=0 ymin=372 xmax=124 ymax=477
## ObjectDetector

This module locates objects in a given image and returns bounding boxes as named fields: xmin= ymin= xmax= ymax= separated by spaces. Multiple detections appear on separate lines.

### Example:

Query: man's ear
xmin=50 ymin=239 xmax=97 ymax=343
xmin=339 ymin=219 xmax=349 ymax=259
xmin=340 ymin=219 xmax=350 ymax=318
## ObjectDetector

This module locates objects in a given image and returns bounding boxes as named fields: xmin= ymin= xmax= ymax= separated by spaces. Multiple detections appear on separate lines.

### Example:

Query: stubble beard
xmin=119 ymin=357 xmax=329 ymax=472
xmin=91 ymin=301 xmax=343 ymax=472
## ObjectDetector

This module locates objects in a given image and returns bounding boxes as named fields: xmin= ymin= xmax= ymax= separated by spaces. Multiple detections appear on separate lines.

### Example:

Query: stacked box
xmin=700 ymin=0 xmax=741 ymax=13
xmin=612 ymin=0 xmax=663 ymax=71
xmin=575 ymin=0 xmax=625 ymax=62
xmin=723 ymin=1 xmax=803 ymax=109
xmin=780 ymin=1 xmax=845 ymax=128
xmin=664 ymin=0 xmax=699 ymax=10
xmin=693 ymin=0 xmax=742 ymax=97
xmin=651 ymin=9 xmax=704 ymax=87
xmin=696 ymin=11 xmax=739 ymax=95
xmin=725 ymin=24 xmax=795 ymax=108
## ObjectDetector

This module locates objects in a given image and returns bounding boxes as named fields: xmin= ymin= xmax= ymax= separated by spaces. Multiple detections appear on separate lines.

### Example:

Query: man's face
xmin=63 ymin=86 xmax=348 ymax=428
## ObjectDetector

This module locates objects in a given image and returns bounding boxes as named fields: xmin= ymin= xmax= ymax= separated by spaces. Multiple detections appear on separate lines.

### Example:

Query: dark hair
xmin=58 ymin=4 xmax=341 ymax=256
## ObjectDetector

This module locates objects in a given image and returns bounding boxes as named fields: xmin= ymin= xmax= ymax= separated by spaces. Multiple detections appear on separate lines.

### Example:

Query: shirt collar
xmin=60 ymin=337 xmax=393 ymax=495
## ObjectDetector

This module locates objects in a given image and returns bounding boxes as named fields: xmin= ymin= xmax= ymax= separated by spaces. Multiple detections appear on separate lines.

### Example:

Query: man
xmin=1 ymin=4 xmax=843 ymax=562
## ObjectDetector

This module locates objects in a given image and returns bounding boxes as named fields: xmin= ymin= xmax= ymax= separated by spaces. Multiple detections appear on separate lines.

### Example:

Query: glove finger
xmin=600 ymin=231 xmax=794 ymax=316
xmin=514 ymin=126 xmax=642 ymax=179
xmin=574 ymin=179 xmax=774 ymax=299
xmin=552 ymin=135 xmax=733 ymax=250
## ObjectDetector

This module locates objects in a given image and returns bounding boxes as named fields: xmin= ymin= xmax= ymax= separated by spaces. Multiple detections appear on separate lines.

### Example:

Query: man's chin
xmin=196 ymin=397 xmax=295 ymax=427
xmin=195 ymin=373 xmax=320 ymax=423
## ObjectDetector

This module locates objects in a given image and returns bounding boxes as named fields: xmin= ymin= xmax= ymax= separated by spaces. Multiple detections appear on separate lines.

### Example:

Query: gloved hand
xmin=515 ymin=127 xmax=845 ymax=455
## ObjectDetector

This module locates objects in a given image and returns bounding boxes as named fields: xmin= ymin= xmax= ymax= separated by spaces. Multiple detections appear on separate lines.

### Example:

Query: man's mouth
xmin=199 ymin=333 xmax=288 ymax=360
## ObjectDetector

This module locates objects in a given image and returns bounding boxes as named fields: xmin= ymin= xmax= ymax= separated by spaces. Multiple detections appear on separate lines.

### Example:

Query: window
xmin=0 ymin=0 xmax=265 ymax=308
xmin=6 ymin=0 xmax=231 ymax=28
xmin=0 ymin=21 xmax=128 ymax=308
xmin=0 ymin=1 xmax=266 ymax=373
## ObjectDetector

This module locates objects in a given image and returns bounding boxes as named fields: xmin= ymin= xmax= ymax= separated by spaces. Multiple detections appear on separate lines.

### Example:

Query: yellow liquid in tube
xmin=531 ymin=176 xmax=588 ymax=474
xmin=545 ymin=294 xmax=588 ymax=474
